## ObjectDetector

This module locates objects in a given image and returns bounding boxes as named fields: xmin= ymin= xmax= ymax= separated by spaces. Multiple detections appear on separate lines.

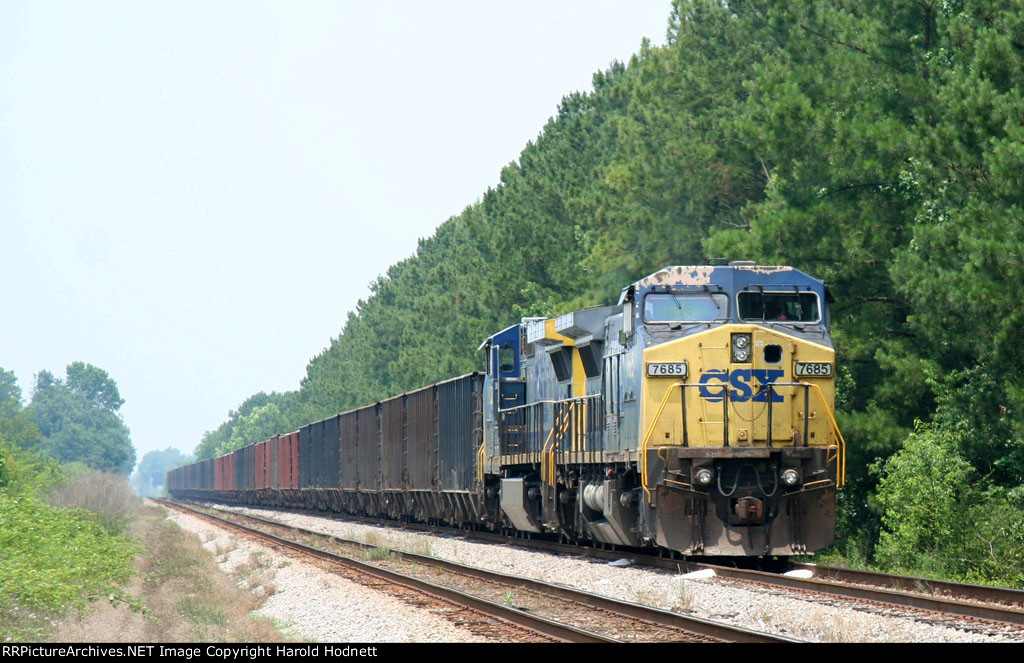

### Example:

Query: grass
xmin=175 ymin=596 xmax=228 ymax=627
xmin=362 ymin=546 xmax=398 ymax=562
xmin=231 ymin=551 xmax=278 ymax=598
xmin=361 ymin=529 xmax=432 ymax=559
xmin=211 ymin=537 xmax=240 ymax=565
xmin=49 ymin=504 xmax=290 ymax=643
xmin=673 ymin=580 xmax=693 ymax=612
xmin=403 ymin=539 xmax=434 ymax=557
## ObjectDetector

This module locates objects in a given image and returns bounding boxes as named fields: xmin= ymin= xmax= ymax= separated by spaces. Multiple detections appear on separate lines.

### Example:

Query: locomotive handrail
xmin=807 ymin=382 xmax=847 ymax=486
xmin=542 ymin=401 xmax=576 ymax=486
xmin=477 ymin=441 xmax=486 ymax=485
xmin=640 ymin=381 xmax=686 ymax=501
xmin=499 ymin=398 xmax=562 ymax=414
xmin=639 ymin=381 xmax=847 ymax=500
xmin=533 ymin=394 xmax=605 ymax=486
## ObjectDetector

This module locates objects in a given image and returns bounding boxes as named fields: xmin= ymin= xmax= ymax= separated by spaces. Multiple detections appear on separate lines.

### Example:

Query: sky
xmin=1 ymin=1 xmax=673 ymax=467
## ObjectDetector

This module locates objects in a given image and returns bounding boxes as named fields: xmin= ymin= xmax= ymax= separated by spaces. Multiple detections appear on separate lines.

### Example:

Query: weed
xmin=673 ymin=580 xmax=693 ymax=612
xmin=134 ymin=508 xmax=286 ymax=641
xmin=404 ymin=539 xmax=433 ymax=557
xmin=176 ymin=596 xmax=228 ymax=627
xmin=248 ymin=551 xmax=271 ymax=570
xmin=0 ymin=490 xmax=139 ymax=641
xmin=362 ymin=546 xmax=396 ymax=562
xmin=213 ymin=538 xmax=238 ymax=558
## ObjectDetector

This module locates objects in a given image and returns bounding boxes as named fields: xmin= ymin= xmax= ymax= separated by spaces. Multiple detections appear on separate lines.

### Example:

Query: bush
xmin=873 ymin=421 xmax=1024 ymax=587
xmin=873 ymin=422 xmax=972 ymax=575
xmin=0 ymin=492 xmax=139 ymax=641
xmin=47 ymin=470 xmax=140 ymax=535
xmin=957 ymin=492 xmax=1024 ymax=587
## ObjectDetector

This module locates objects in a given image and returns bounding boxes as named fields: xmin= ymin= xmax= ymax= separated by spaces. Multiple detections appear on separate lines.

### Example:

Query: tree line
xmin=199 ymin=1 xmax=1024 ymax=585
xmin=1 ymin=362 xmax=134 ymax=474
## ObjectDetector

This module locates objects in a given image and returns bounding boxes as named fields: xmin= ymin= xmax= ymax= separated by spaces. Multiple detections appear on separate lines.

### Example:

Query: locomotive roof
xmin=619 ymin=264 xmax=824 ymax=304
xmin=477 ymin=322 xmax=521 ymax=351
xmin=480 ymin=265 xmax=827 ymax=348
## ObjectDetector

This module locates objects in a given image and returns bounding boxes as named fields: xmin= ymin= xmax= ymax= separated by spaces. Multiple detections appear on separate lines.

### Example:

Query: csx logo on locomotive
xmin=698 ymin=368 xmax=785 ymax=403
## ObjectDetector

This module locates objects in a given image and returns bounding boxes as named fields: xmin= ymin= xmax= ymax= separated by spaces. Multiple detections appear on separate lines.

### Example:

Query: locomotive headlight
xmin=695 ymin=468 xmax=714 ymax=486
xmin=731 ymin=333 xmax=752 ymax=363
xmin=781 ymin=468 xmax=800 ymax=486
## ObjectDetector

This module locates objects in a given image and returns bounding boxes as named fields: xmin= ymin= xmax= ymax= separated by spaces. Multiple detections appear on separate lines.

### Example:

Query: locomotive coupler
xmin=734 ymin=495 xmax=764 ymax=523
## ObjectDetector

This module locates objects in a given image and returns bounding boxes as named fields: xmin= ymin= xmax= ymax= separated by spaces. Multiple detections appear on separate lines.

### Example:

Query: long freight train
xmin=169 ymin=263 xmax=846 ymax=556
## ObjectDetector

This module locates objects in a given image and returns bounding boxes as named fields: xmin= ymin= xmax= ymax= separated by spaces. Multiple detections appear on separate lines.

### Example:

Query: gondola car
xmin=169 ymin=263 xmax=845 ymax=556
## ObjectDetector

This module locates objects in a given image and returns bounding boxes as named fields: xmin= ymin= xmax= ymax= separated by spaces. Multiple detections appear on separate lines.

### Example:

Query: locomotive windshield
xmin=643 ymin=292 xmax=729 ymax=323
xmin=738 ymin=291 xmax=820 ymax=323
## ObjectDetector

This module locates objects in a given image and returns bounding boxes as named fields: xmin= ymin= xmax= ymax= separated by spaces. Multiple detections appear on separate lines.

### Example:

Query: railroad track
xmin=158 ymin=499 xmax=796 ymax=643
xmin=366 ymin=511 xmax=1024 ymax=629
xmin=496 ymin=534 xmax=1024 ymax=630
xmin=693 ymin=562 xmax=1024 ymax=629
xmin=467 ymin=530 xmax=1024 ymax=630
xmin=789 ymin=563 xmax=1024 ymax=616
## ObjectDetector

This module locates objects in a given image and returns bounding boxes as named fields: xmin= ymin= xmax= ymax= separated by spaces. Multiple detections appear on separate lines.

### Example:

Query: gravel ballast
xmin=166 ymin=503 xmax=1024 ymax=643
xmin=162 ymin=508 xmax=490 ymax=643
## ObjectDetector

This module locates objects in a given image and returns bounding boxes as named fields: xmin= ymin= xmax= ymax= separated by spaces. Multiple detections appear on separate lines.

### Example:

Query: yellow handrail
xmin=807 ymin=383 xmax=847 ymax=487
xmin=477 ymin=441 xmax=486 ymax=484
xmin=542 ymin=402 xmax=576 ymax=486
xmin=640 ymin=381 xmax=686 ymax=501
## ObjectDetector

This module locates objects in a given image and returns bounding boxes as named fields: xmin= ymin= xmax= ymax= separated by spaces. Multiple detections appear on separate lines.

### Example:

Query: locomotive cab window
xmin=498 ymin=345 xmax=516 ymax=373
xmin=738 ymin=291 xmax=820 ymax=323
xmin=643 ymin=293 xmax=728 ymax=323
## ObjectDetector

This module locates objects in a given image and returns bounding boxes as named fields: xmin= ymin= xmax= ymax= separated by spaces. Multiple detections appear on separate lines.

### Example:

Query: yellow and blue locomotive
xmin=170 ymin=262 xmax=844 ymax=558
xmin=481 ymin=262 xmax=844 ymax=555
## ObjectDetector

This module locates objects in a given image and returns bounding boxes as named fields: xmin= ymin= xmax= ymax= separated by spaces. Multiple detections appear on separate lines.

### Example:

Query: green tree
xmin=195 ymin=391 xmax=296 ymax=460
xmin=0 ymin=368 xmax=43 ymax=452
xmin=0 ymin=368 xmax=21 ymax=405
xmin=133 ymin=447 xmax=192 ymax=497
xmin=195 ymin=0 xmax=1024 ymax=581
xmin=216 ymin=402 xmax=287 ymax=456
xmin=29 ymin=364 xmax=135 ymax=474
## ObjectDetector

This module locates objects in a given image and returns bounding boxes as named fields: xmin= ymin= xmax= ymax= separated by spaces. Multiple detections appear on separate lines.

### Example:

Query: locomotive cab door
xmin=488 ymin=326 xmax=525 ymax=411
